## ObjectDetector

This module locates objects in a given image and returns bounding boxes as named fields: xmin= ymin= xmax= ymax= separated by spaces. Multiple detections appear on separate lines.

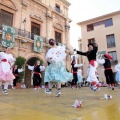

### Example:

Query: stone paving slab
xmin=0 ymin=87 xmax=120 ymax=120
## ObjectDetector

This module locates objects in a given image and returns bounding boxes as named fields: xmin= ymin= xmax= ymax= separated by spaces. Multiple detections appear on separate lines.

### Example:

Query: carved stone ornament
xmin=46 ymin=11 xmax=53 ymax=19
xmin=54 ymin=23 xmax=63 ymax=31
xmin=30 ymin=13 xmax=43 ymax=22
xmin=21 ymin=0 xmax=28 ymax=7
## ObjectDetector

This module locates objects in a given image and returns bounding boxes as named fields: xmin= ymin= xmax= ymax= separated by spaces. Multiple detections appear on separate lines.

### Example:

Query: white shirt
xmin=28 ymin=65 xmax=45 ymax=71
xmin=77 ymin=69 xmax=82 ymax=75
xmin=115 ymin=63 xmax=120 ymax=72
xmin=0 ymin=52 xmax=16 ymax=73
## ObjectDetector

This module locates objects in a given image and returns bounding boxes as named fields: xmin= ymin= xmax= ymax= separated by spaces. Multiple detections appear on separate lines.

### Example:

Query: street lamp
xmin=23 ymin=18 xmax=26 ymax=31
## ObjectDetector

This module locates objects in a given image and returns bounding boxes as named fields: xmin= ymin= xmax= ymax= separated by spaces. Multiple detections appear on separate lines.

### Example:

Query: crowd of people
xmin=0 ymin=40 xmax=120 ymax=96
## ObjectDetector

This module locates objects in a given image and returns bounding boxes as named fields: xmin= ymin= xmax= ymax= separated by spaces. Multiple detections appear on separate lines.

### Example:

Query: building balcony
xmin=0 ymin=24 xmax=47 ymax=44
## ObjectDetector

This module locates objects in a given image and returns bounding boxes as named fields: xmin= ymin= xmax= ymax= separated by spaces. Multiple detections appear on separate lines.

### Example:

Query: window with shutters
xmin=31 ymin=22 xmax=40 ymax=39
xmin=0 ymin=9 xmax=13 ymax=29
xmin=106 ymin=34 xmax=115 ymax=48
xmin=108 ymin=51 xmax=117 ymax=64
xmin=55 ymin=31 xmax=62 ymax=44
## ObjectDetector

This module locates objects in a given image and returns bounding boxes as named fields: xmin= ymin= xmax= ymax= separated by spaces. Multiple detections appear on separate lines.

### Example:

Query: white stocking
xmin=3 ymin=82 xmax=9 ymax=90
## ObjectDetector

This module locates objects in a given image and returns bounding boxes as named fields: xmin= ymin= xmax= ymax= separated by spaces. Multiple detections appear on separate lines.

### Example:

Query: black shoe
xmin=112 ymin=87 xmax=114 ymax=90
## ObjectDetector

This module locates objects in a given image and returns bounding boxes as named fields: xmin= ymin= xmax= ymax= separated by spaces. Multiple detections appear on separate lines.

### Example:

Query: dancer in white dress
xmin=0 ymin=47 xmax=15 ymax=94
xmin=44 ymin=38 xmax=73 ymax=97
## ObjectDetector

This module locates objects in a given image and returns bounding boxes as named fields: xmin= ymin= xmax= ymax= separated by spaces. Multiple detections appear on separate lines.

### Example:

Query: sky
xmin=68 ymin=0 xmax=120 ymax=48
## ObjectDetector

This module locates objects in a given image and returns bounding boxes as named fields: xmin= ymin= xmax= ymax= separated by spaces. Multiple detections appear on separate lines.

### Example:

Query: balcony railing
xmin=0 ymin=24 xmax=46 ymax=43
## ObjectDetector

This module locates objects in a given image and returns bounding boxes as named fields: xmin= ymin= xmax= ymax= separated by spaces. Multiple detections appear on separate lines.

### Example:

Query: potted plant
xmin=15 ymin=56 xmax=26 ymax=88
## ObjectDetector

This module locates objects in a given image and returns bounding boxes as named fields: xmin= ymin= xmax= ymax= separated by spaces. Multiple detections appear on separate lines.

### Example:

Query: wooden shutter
xmin=31 ymin=22 xmax=40 ymax=35
xmin=1 ymin=9 xmax=13 ymax=26
xmin=55 ymin=31 xmax=61 ymax=43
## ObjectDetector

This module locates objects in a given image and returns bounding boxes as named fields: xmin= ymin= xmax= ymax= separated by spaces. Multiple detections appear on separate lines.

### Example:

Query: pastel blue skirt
xmin=116 ymin=71 xmax=120 ymax=82
xmin=44 ymin=61 xmax=73 ymax=83
xmin=77 ymin=74 xmax=83 ymax=83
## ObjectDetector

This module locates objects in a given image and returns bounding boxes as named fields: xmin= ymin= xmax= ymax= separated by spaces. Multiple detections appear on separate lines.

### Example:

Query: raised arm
xmin=76 ymin=51 xmax=87 ymax=56
xmin=39 ymin=66 xmax=45 ymax=71
xmin=18 ymin=68 xmax=23 ymax=72
xmin=27 ymin=65 xmax=34 ymax=71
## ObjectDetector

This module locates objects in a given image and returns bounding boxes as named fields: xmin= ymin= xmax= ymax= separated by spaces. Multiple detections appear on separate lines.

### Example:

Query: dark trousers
xmin=104 ymin=69 xmax=114 ymax=85
xmin=13 ymin=77 xmax=18 ymax=86
xmin=71 ymin=73 xmax=78 ymax=86
xmin=33 ymin=74 xmax=41 ymax=87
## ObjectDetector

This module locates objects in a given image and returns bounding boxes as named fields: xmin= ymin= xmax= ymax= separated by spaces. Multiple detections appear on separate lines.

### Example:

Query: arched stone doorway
xmin=25 ymin=57 xmax=44 ymax=88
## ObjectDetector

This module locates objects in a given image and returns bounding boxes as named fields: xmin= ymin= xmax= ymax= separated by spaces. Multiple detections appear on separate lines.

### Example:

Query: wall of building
xmin=0 ymin=0 xmax=72 ymax=87
xmin=78 ymin=11 xmax=120 ymax=82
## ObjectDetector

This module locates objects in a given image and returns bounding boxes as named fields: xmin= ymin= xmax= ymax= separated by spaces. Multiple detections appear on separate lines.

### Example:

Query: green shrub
xmin=15 ymin=56 xmax=26 ymax=83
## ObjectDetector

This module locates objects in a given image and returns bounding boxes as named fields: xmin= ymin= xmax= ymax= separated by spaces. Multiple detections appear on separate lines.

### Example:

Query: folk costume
xmin=75 ymin=43 xmax=99 ymax=91
xmin=97 ymin=54 xmax=115 ymax=90
xmin=44 ymin=39 xmax=73 ymax=97
xmin=0 ymin=51 xmax=15 ymax=94
xmin=71 ymin=60 xmax=83 ymax=89
xmin=28 ymin=64 xmax=45 ymax=90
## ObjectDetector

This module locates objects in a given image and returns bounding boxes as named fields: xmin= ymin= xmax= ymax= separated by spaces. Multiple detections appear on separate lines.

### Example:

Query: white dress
xmin=77 ymin=69 xmax=83 ymax=83
xmin=0 ymin=52 xmax=15 ymax=81
xmin=44 ymin=46 xmax=73 ymax=83
xmin=115 ymin=63 xmax=120 ymax=82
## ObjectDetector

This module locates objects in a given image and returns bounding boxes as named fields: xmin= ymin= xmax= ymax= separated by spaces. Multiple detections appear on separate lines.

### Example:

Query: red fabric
xmin=89 ymin=60 xmax=96 ymax=67
xmin=34 ymin=72 xmax=40 ymax=76
xmin=112 ymin=83 xmax=114 ymax=87
xmin=14 ymin=74 xmax=18 ymax=77
xmin=1 ymin=59 xmax=7 ymax=62
xmin=73 ymin=71 xmax=77 ymax=74
xmin=96 ymin=84 xmax=100 ymax=87
xmin=104 ymin=54 xmax=112 ymax=60
xmin=105 ymin=68 xmax=111 ymax=70
xmin=92 ymin=81 xmax=97 ymax=86
xmin=71 ymin=60 xmax=75 ymax=65
xmin=1 ymin=59 xmax=11 ymax=66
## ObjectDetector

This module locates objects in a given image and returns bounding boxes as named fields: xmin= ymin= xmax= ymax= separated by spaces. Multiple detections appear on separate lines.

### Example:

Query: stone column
xmin=65 ymin=20 xmax=71 ymax=71
xmin=46 ymin=9 xmax=53 ymax=43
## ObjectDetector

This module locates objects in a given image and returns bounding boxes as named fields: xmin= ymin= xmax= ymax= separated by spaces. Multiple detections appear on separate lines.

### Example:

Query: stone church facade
xmin=0 ymin=0 xmax=71 ymax=87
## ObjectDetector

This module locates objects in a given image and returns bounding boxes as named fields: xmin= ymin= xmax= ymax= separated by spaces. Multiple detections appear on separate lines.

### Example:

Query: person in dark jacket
xmin=97 ymin=54 xmax=115 ymax=90
xmin=74 ymin=43 xmax=99 ymax=91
